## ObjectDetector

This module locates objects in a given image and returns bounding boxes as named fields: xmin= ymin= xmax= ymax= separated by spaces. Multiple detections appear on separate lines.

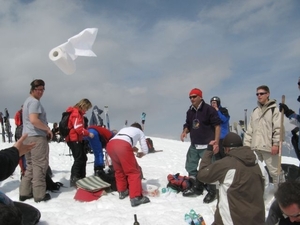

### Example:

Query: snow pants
xmin=106 ymin=139 xmax=142 ymax=198
xmin=67 ymin=141 xmax=87 ymax=179
xmin=86 ymin=128 xmax=104 ymax=168
xmin=19 ymin=136 xmax=49 ymax=202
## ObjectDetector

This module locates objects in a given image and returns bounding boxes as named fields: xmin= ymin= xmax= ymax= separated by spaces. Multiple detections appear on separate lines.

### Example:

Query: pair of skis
xmin=0 ymin=108 xmax=13 ymax=143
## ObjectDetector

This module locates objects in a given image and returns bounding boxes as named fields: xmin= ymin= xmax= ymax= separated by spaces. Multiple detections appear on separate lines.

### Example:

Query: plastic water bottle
xmin=189 ymin=209 xmax=200 ymax=225
xmin=161 ymin=187 xmax=168 ymax=193
xmin=184 ymin=213 xmax=192 ymax=224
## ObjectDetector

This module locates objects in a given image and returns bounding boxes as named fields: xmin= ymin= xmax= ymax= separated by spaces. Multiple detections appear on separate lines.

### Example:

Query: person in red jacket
xmin=14 ymin=105 xmax=23 ymax=142
xmin=65 ymin=98 xmax=93 ymax=187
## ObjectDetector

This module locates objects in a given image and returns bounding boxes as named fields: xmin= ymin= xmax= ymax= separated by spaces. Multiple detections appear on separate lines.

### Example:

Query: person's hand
xmin=136 ymin=152 xmax=145 ymax=158
xmin=14 ymin=134 xmax=36 ymax=156
xmin=46 ymin=129 xmax=53 ymax=141
xmin=279 ymin=103 xmax=294 ymax=118
xmin=132 ymin=147 xmax=139 ymax=152
xmin=271 ymin=145 xmax=279 ymax=155
xmin=180 ymin=132 xmax=187 ymax=142
xmin=89 ymin=132 xmax=94 ymax=138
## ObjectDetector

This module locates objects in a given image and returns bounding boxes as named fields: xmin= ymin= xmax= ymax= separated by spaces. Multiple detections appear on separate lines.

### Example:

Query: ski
xmin=4 ymin=108 xmax=13 ymax=143
xmin=104 ymin=106 xmax=110 ymax=130
xmin=0 ymin=112 xmax=6 ymax=142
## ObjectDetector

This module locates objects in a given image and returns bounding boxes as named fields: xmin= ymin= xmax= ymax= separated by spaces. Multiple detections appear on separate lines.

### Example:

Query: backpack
xmin=59 ymin=112 xmax=71 ymax=138
xmin=167 ymin=173 xmax=192 ymax=193
xmin=146 ymin=138 xmax=155 ymax=153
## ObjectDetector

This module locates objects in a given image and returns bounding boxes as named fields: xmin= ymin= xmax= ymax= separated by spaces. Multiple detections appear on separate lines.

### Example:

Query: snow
xmin=0 ymin=121 xmax=299 ymax=225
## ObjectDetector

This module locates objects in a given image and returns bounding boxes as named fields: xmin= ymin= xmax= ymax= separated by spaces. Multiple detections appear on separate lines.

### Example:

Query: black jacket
xmin=0 ymin=147 xmax=19 ymax=181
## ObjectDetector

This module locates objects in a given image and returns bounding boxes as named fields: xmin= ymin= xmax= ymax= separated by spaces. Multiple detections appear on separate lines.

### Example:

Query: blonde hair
xmin=74 ymin=98 xmax=92 ymax=111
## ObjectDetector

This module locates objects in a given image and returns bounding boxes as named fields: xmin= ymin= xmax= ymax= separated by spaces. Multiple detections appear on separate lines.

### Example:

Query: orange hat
xmin=189 ymin=88 xmax=202 ymax=97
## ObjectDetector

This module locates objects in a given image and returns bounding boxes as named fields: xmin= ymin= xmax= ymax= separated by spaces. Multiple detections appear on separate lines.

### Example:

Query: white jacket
xmin=244 ymin=99 xmax=281 ymax=152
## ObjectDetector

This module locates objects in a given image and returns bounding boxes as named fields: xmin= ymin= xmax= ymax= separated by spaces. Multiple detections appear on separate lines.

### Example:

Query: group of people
xmin=180 ymin=80 xmax=300 ymax=224
xmin=3 ymin=78 xmax=300 ymax=223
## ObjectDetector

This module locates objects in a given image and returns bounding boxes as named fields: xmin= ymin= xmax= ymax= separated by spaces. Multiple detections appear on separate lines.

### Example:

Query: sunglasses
xmin=298 ymin=82 xmax=300 ymax=85
xmin=283 ymin=212 xmax=300 ymax=219
xmin=189 ymin=95 xmax=198 ymax=99
xmin=256 ymin=92 xmax=267 ymax=96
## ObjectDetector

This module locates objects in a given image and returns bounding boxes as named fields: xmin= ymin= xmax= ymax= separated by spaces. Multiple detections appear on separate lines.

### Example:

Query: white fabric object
xmin=49 ymin=28 xmax=98 ymax=75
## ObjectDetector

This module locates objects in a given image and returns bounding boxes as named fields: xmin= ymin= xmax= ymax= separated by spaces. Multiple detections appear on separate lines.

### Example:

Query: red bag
xmin=74 ymin=188 xmax=104 ymax=202
xmin=167 ymin=173 xmax=191 ymax=193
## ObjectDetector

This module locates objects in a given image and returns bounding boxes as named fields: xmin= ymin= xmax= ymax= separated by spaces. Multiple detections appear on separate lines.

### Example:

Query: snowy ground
xmin=0 ymin=122 xmax=299 ymax=224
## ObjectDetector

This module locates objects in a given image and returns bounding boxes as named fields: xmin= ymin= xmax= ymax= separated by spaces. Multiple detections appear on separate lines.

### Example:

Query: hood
xmin=228 ymin=146 xmax=257 ymax=167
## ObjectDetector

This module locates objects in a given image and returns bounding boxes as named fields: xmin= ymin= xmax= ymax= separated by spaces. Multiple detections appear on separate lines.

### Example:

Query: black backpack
xmin=59 ymin=112 xmax=71 ymax=138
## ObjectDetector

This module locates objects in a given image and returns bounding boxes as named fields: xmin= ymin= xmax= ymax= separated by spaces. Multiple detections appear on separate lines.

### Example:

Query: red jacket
xmin=65 ymin=107 xmax=89 ymax=142
xmin=14 ymin=110 xmax=22 ymax=126
xmin=88 ymin=125 xmax=114 ymax=144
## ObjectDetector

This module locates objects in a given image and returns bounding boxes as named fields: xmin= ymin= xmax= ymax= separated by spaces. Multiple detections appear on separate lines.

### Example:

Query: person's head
xmin=222 ymin=132 xmax=243 ymax=154
xmin=256 ymin=85 xmax=270 ymax=105
xmin=74 ymin=98 xmax=92 ymax=113
xmin=0 ymin=204 xmax=23 ymax=225
xmin=275 ymin=181 xmax=300 ymax=223
xmin=131 ymin=122 xmax=143 ymax=131
xmin=53 ymin=122 xmax=58 ymax=128
xmin=30 ymin=79 xmax=45 ymax=100
xmin=189 ymin=88 xmax=203 ymax=108
xmin=210 ymin=96 xmax=221 ymax=108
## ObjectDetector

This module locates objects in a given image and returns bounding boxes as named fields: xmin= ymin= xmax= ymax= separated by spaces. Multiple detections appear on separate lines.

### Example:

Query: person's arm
xmin=0 ymin=134 xmax=35 ymax=181
xmin=271 ymin=108 xmax=281 ymax=155
xmin=29 ymin=113 xmax=52 ymax=139
xmin=243 ymin=114 xmax=253 ymax=147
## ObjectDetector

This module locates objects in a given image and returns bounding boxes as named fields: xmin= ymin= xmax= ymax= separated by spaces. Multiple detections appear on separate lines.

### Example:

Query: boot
xmin=182 ymin=179 xmax=204 ymax=197
xmin=203 ymin=184 xmax=217 ymax=203
xmin=70 ymin=176 xmax=80 ymax=187
xmin=119 ymin=189 xmax=129 ymax=199
xmin=130 ymin=196 xmax=150 ymax=207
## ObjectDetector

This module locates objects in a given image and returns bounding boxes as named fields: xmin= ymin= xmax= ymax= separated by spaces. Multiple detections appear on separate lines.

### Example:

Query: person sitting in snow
xmin=197 ymin=132 xmax=265 ymax=225
xmin=266 ymin=180 xmax=300 ymax=225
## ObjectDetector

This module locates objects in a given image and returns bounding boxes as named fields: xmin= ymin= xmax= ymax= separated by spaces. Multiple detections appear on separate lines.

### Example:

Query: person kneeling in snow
xmin=197 ymin=132 xmax=265 ymax=225
xmin=106 ymin=122 xmax=149 ymax=207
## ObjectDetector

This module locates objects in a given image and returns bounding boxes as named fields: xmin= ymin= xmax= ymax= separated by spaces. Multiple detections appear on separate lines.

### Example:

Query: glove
xmin=279 ymin=103 xmax=294 ymax=118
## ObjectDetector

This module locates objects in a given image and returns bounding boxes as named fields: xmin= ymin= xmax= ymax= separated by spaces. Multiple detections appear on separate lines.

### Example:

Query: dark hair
xmin=131 ymin=122 xmax=143 ymax=131
xmin=0 ymin=204 xmax=22 ymax=225
xmin=275 ymin=181 xmax=300 ymax=208
xmin=30 ymin=79 xmax=45 ymax=93
xmin=256 ymin=85 xmax=270 ymax=93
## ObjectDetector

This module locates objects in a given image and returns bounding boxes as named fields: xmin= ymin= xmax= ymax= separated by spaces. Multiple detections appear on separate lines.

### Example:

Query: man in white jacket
xmin=244 ymin=85 xmax=283 ymax=186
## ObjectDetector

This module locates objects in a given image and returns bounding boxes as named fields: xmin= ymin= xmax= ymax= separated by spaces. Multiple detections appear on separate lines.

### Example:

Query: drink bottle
xmin=133 ymin=214 xmax=140 ymax=225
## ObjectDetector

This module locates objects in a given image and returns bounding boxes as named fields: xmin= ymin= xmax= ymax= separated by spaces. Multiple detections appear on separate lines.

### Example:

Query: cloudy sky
xmin=0 ymin=0 xmax=299 ymax=139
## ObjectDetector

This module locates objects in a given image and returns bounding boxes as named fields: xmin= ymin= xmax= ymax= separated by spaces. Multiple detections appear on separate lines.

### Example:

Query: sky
xmin=0 ymin=0 xmax=300 ymax=140
xmin=1 ymin=121 xmax=300 ymax=224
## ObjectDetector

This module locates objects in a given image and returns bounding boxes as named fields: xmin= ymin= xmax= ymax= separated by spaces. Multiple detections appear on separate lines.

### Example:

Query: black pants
xmin=67 ymin=141 xmax=87 ymax=179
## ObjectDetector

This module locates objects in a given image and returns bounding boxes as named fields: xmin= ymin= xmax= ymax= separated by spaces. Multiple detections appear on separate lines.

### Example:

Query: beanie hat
xmin=189 ymin=88 xmax=202 ymax=97
xmin=222 ymin=132 xmax=243 ymax=148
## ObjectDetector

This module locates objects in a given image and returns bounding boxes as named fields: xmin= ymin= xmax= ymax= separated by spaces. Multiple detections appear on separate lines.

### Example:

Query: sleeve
xmin=183 ymin=110 xmax=190 ymax=132
xmin=243 ymin=113 xmax=253 ymax=147
xmin=210 ymin=107 xmax=222 ymax=127
xmin=70 ymin=111 xmax=89 ymax=136
xmin=272 ymin=108 xmax=281 ymax=146
xmin=218 ymin=108 xmax=230 ymax=123
xmin=0 ymin=147 xmax=19 ymax=181
xmin=139 ymin=131 xmax=149 ymax=154
xmin=265 ymin=200 xmax=281 ymax=225
xmin=197 ymin=150 xmax=227 ymax=184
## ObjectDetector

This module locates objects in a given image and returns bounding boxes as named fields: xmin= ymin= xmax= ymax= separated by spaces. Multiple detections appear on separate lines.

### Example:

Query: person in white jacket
xmin=243 ymin=85 xmax=283 ymax=186
xmin=106 ymin=122 xmax=149 ymax=207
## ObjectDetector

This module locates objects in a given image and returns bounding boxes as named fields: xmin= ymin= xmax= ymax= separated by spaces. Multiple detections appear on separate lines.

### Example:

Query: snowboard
xmin=0 ymin=112 xmax=5 ymax=142
xmin=14 ymin=201 xmax=41 ymax=225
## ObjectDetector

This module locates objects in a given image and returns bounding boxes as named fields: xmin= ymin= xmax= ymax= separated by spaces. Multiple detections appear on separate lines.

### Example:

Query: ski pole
xmin=277 ymin=95 xmax=285 ymax=185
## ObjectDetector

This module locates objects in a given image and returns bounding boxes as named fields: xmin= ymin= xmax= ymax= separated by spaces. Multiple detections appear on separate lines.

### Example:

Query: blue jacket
xmin=217 ymin=105 xmax=230 ymax=139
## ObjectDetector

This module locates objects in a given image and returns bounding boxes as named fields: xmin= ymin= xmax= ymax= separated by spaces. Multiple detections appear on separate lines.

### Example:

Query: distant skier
xmin=14 ymin=105 xmax=23 ymax=142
